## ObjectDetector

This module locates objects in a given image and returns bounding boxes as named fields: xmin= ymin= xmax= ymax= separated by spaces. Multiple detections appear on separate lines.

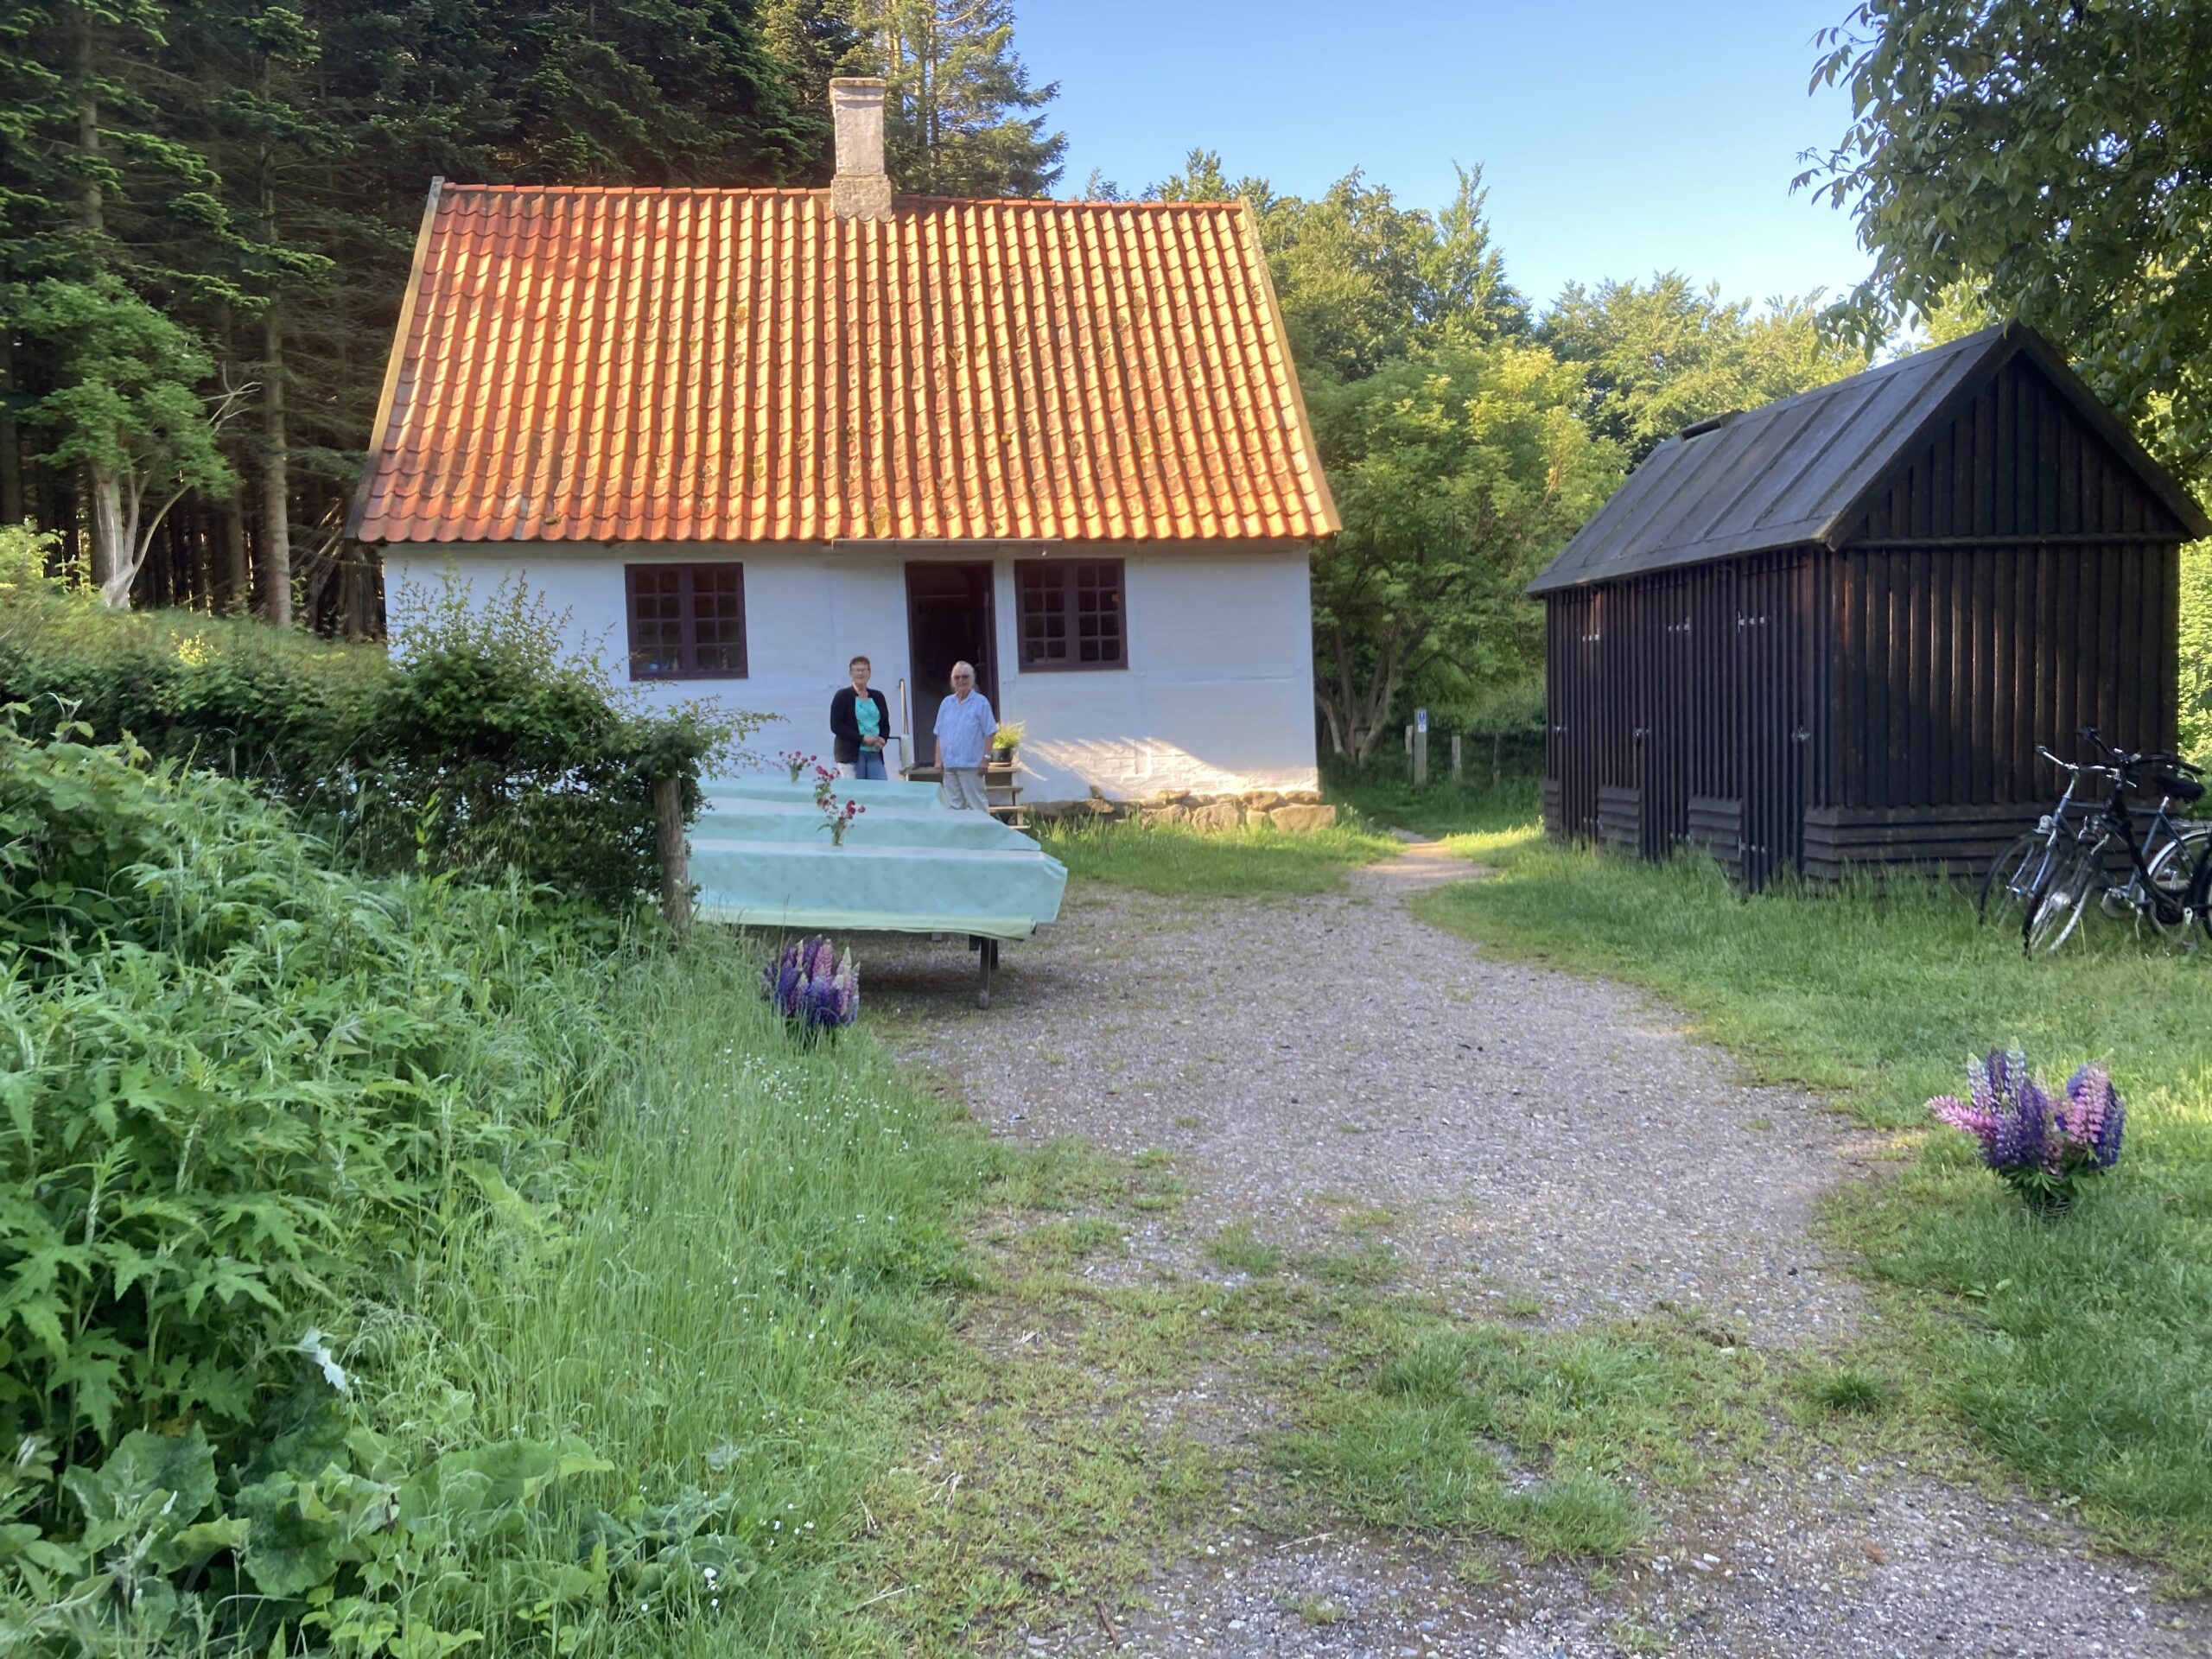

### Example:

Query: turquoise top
xmin=855 ymin=695 xmax=881 ymax=738
xmin=689 ymin=775 xmax=1065 ymax=942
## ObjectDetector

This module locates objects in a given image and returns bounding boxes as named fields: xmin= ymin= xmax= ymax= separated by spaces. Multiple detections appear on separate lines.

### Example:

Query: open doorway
xmin=905 ymin=562 xmax=998 ymax=769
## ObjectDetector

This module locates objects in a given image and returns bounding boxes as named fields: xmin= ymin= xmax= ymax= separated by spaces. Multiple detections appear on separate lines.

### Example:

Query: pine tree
xmin=864 ymin=0 xmax=1064 ymax=197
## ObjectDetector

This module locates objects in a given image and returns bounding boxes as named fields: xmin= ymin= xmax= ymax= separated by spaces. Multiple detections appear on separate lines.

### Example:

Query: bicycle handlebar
xmin=2075 ymin=727 xmax=2200 ymax=777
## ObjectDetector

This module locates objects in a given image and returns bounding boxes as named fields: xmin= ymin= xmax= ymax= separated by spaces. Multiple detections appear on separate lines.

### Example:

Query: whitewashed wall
xmin=384 ymin=543 xmax=1321 ymax=800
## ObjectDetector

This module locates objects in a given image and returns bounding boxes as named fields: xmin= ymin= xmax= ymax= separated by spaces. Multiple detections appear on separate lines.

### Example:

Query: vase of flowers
xmin=992 ymin=720 xmax=1026 ymax=765
xmin=820 ymin=797 xmax=864 ymax=847
xmin=762 ymin=936 xmax=859 ymax=1040
xmin=1928 ymin=1049 xmax=2126 ymax=1217
xmin=779 ymin=749 xmax=819 ymax=783
xmin=808 ymin=763 xmax=864 ymax=845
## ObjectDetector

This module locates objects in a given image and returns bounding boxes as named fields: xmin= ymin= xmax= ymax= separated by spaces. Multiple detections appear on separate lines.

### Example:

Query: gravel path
xmin=868 ymin=841 xmax=2212 ymax=1657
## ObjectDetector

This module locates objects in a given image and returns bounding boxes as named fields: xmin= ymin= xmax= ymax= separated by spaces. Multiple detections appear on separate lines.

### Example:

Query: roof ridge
xmin=437 ymin=182 xmax=1246 ymax=211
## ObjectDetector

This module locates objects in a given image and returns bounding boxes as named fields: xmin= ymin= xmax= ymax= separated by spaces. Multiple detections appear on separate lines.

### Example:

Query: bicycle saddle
xmin=2155 ymin=772 xmax=2206 ymax=803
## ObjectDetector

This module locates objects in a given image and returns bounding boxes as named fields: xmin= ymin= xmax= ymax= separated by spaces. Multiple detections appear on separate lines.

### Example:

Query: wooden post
xmin=1404 ymin=723 xmax=1413 ymax=760
xmin=1492 ymin=732 xmax=1503 ymax=791
xmin=1413 ymin=724 xmax=1428 ymax=787
xmin=1451 ymin=734 xmax=1463 ymax=783
xmin=652 ymin=775 xmax=690 ymax=939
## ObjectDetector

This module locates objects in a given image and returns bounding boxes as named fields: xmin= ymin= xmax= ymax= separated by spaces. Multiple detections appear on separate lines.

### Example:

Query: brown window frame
xmin=1016 ymin=558 xmax=1128 ymax=671
xmin=624 ymin=563 xmax=748 ymax=681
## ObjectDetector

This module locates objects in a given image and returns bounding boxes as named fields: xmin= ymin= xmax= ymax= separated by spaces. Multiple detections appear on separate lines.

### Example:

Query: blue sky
xmin=1017 ymin=0 xmax=1871 ymax=314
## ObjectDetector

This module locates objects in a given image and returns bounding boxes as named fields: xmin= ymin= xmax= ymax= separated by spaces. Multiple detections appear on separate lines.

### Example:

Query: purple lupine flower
xmin=1990 ymin=1068 xmax=2053 ymax=1173
xmin=2063 ymin=1065 xmax=2126 ymax=1170
xmin=1930 ymin=1094 xmax=1999 ymax=1150
xmin=760 ymin=935 xmax=861 ymax=1033
xmin=1929 ymin=1050 xmax=2125 ymax=1211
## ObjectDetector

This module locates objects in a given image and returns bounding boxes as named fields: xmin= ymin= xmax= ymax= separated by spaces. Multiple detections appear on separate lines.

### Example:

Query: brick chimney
xmin=829 ymin=77 xmax=893 ymax=221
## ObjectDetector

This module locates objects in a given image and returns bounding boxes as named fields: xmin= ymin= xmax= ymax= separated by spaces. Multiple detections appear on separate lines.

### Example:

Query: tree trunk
xmin=221 ymin=495 xmax=250 ymax=612
xmin=87 ymin=467 xmax=133 ymax=607
xmin=0 ymin=330 xmax=22 ymax=527
xmin=74 ymin=7 xmax=104 ymax=236
xmin=259 ymin=309 xmax=292 ymax=626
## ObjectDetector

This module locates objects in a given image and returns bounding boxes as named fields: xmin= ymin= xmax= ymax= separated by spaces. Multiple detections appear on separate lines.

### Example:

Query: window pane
xmin=628 ymin=564 xmax=745 ymax=677
xmin=629 ymin=567 xmax=684 ymax=677
xmin=1019 ymin=564 xmax=1067 ymax=665
xmin=690 ymin=566 xmax=746 ymax=675
xmin=1074 ymin=562 xmax=1123 ymax=665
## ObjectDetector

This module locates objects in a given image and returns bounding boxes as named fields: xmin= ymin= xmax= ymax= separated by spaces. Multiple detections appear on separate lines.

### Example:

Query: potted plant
xmin=992 ymin=720 xmax=1027 ymax=766
xmin=1928 ymin=1049 xmax=2126 ymax=1217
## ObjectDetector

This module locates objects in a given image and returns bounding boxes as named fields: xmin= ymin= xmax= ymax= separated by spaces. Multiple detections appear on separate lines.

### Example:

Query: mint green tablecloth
xmin=689 ymin=776 xmax=1066 ymax=941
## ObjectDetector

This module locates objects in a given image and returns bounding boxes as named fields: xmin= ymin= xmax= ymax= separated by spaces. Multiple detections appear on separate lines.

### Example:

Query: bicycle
xmin=2021 ymin=734 xmax=2208 ymax=952
xmin=1978 ymin=743 xmax=2111 ymax=928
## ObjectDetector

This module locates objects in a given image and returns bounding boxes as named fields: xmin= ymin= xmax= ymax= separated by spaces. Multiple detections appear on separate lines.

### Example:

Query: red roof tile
xmin=352 ymin=185 xmax=1338 ymax=544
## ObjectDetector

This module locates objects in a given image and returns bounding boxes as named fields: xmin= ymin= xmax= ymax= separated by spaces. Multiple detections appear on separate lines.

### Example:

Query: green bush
xmin=0 ymin=529 xmax=742 ymax=907
xmin=0 ymin=715 xmax=652 ymax=1650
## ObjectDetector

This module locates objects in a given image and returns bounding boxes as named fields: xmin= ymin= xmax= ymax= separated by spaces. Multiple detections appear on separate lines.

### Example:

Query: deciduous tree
xmin=1308 ymin=341 xmax=1619 ymax=763
xmin=1541 ymin=274 xmax=1865 ymax=464
xmin=1801 ymin=0 xmax=2212 ymax=485
xmin=16 ymin=276 xmax=241 ymax=607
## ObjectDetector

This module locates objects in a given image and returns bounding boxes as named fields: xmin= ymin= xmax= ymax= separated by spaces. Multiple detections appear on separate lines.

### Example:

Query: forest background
xmin=2 ymin=0 xmax=2205 ymax=764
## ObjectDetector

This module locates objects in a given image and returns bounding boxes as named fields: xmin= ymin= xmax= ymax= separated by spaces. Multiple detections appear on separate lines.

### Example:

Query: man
xmin=931 ymin=660 xmax=997 ymax=810
xmin=829 ymin=656 xmax=893 ymax=779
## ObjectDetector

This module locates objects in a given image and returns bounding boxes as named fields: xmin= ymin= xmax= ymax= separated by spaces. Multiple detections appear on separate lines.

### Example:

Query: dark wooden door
xmin=905 ymin=561 xmax=999 ymax=767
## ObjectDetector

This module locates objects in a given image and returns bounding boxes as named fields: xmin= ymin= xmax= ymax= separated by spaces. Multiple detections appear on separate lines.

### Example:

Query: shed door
xmin=1738 ymin=555 xmax=1810 ymax=888
xmin=1644 ymin=578 xmax=1693 ymax=859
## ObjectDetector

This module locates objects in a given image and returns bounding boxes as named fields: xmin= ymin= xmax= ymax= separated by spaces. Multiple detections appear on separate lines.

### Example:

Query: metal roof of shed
xmin=1528 ymin=321 xmax=2210 ymax=595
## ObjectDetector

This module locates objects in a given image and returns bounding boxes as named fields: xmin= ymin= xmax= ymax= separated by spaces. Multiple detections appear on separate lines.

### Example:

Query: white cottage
xmin=352 ymin=79 xmax=1338 ymax=806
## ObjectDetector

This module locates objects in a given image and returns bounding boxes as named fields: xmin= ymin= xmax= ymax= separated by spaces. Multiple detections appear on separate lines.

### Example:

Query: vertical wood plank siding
xmin=1544 ymin=355 xmax=2187 ymax=888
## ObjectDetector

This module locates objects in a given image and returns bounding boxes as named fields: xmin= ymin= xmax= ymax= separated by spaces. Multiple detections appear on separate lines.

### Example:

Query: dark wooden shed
xmin=1530 ymin=322 xmax=2212 ymax=889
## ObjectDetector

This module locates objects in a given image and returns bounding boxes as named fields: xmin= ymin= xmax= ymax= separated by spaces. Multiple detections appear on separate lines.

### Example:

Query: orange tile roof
xmin=352 ymin=184 xmax=1338 ymax=544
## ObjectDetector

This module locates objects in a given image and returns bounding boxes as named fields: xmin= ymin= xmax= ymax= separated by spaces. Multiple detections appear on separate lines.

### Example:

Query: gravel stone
xmin=866 ymin=841 xmax=2212 ymax=1657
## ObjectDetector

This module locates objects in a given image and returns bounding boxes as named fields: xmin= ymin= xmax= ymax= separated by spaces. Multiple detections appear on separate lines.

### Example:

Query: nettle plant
xmin=1929 ymin=1049 xmax=2126 ymax=1215
xmin=0 ymin=719 xmax=752 ymax=1655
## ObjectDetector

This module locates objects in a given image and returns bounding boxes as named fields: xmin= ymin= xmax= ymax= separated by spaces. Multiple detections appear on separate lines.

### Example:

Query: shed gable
xmin=1840 ymin=353 xmax=2196 ymax=546
xmin=1529 ymin=322 xmax=2210 ymax=594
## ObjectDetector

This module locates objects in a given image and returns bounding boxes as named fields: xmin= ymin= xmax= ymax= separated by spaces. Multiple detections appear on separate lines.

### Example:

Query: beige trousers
xmin=938 ymin=768 xmax=991 ymax=810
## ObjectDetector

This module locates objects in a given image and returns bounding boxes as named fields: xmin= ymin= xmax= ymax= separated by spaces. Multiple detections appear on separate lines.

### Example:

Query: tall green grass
xmin=0 ymin=715 xmax=997 ymax=1656
xmin=1038 ymin=818 xmax=1397 ymax=895
xmin=1325 ymin=760 xmax=1541 ymax=841
xmin=1418 ymin=830 xmax=2212 ymax=1584
xmin=379 ymin=931 xmax=996 ymax=1656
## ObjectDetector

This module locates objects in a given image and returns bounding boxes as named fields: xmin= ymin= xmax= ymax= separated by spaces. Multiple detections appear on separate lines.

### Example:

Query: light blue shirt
xmin=933 ymin=690 xmax=997 ymax=770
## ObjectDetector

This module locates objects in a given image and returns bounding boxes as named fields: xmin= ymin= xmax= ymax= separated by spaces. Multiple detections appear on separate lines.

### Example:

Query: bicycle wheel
xmin=2139 ymin=826 xmax=2211 ymax=938
xmin=2190 ymin=839 xmax=2212 ymax=944
xmin=1979 ymin=831 xmax=2050 ymax=926
xmin=2024 ymin=840 xmax=2103 ymax=954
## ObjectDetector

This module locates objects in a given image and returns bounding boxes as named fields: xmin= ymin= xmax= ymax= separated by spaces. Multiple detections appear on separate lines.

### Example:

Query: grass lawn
xmin=391 ymin=929 xmax=1004 ymax=1656
xmin=1038 ymin=817 xmax=1399 ymax=894
xmin=1414 ymin=822 xmax=2212 ymax=1586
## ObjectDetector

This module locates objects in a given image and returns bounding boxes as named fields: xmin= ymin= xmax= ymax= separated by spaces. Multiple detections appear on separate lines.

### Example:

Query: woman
xmin=829 ymin=655 xmax=893 ymax=779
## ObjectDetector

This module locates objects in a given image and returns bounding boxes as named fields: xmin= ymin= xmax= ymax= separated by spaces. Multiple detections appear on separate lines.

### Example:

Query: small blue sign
xmin=1415 ymin=708 xmax=1428 ymax=733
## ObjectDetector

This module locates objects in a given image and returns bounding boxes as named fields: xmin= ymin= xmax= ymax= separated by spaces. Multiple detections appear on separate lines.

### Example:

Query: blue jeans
xmin=849 ymin=748 xmax=887 ymax=780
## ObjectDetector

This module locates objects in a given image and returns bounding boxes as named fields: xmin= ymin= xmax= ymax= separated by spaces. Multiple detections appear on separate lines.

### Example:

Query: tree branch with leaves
xmin=18 ymin=276 xmax=245 ymax=608
xmin=1307 ymin=342 xmax=1619 ymax=763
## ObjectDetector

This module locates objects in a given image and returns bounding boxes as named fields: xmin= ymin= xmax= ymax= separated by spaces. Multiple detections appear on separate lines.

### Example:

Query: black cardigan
xmin=828 ymin=686 xmax=893 ymax=764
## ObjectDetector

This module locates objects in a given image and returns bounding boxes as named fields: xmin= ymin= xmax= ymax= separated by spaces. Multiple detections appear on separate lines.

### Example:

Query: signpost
xmin=1413 ymin=708 xmax=1429 ymax=787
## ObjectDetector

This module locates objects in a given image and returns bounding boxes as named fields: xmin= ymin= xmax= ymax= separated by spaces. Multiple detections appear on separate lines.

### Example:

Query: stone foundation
xmin=1027 ymin=788 xmax=1338 ymax=833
